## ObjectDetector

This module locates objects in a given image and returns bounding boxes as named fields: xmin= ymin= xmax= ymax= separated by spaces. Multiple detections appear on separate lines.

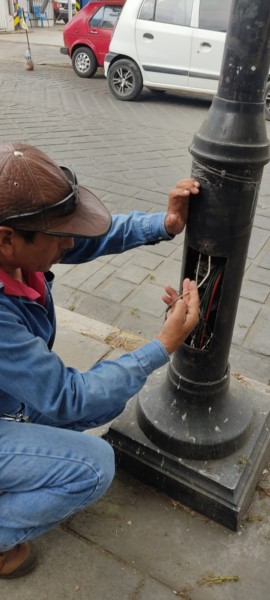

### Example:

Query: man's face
xmin=9 ymin=231 xmax=74 ymax=272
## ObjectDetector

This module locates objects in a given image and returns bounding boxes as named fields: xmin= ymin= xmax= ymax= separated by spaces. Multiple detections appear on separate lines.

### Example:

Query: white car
xmin=104 ymin=0 xmax=270 ymax=119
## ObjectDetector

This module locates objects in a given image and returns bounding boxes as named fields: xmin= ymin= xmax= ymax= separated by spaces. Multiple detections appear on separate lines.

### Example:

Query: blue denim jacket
xmin=0 ymin=212 xmax=171 ymax=427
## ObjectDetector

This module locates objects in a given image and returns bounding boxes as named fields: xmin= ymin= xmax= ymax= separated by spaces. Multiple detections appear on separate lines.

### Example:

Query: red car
xmin=60 ymin=1 xmax=125 ymax=78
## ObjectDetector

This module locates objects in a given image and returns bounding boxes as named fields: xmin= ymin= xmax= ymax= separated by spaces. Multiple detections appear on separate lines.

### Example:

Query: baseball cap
xmin=0 ymin=142 xmax=112 ymax=238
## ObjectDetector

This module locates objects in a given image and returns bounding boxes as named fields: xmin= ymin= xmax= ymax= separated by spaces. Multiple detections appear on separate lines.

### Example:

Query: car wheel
xmin=72 ymin=47 xmax=98 ymax=78
xmin=264 ymin=81 xmax=270 ymax=121
xmin=108 ymin=59 xmax=143 ymax=101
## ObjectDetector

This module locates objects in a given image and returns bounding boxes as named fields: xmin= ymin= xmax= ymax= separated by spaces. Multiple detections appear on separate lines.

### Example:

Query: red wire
xmin=200 ymin=274 xmax=222 ymax=349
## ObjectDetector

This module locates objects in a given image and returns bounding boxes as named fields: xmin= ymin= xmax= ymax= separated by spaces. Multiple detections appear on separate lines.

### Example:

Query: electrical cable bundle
xmin=190 ymin=260 xmax=224 ymax=350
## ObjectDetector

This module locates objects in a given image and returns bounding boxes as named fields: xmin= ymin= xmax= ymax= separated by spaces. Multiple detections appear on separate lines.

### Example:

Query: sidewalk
xmin=0 ymin=24 xmax=64 ymax=46
xmin=0 ymin=24 xmax=69 ymax=66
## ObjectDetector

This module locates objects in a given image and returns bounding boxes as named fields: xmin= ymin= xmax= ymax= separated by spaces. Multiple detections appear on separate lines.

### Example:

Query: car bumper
xmin=60 ymin=47 xmax=69 ymax=55
xmin=104 ymin=52 xmax=118 ymax=77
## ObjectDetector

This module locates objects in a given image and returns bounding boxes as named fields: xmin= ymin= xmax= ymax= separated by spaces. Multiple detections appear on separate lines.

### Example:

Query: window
xmin=155 ymin=0 xmax=193 ymax=26
xmin=102 ymin=5 xmax=122 ymax=28
xmin=199 ymin=0 xmax=233 ymax=32
xmin=139 ymin=0 xmax=193 ymax=26
xmin=90 ymin=5 xmax=122 ymax=28
xmin=90 ymin=6 xmax=103 ymax=27
xmin=139 ymin=0 xmax=155 ymax=20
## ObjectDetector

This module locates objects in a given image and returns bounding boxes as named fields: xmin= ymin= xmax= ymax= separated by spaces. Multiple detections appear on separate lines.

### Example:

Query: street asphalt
xmin=0 ymin=24 xmax=270 ymax=600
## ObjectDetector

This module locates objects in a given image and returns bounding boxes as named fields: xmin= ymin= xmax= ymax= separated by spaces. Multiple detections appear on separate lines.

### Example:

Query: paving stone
xmin=54 ymin=328 xmax=109 ymax=370
xmin=51 ymin=282 xmax=77 ymax=310
xmin=258 ymin=242 xmax=270 ymax=267
xmin=64 ymin=289 xmax=122 ymax=324
xmin=254 ymin=214 xmax=270 ymax=229
xmin=0 ymin=527 xmax=142 ymax=600
xmin=116 ymin=152 xmax=163 ymax=163
xmin=119 ymin=198 xmax=155 ymax=212
xmin=79 ymin=265 xmax=116 ymax=293
xmin=168 ymin=245 xmax=184 ymax=261
xmin=107 ymin=182 xmax=139 ymax=197
xmin=94 ymin=279 xmax=135 ymax=303
xmin=246 ymin=265 xmax=270 ymax=286
xmin=113 ymin=308 xmax=161 ymax=339
xmin=55 ymin=261 xmax=103 ymax=288
xmin=110 ymin=252 xmax=134 ymax=267
xmin=240 ymin=280 xmax=270 ymax=303
xmin=132 ymin=250 xmax=164 ymax=271
xmin=245 ymin=305 xmax=270 ymax=355
xmin=51 ymin=263 xmax=74 ymax=279
xmin=135 ymin=189 xmax=167 ymax=206
xmin=146 ymin=240 xmax=177 ymax=258
xmin=247 ymin=227 xmax=269 ymax=259
xmin=149 ymin=259 xmax=182 ymax=288
xmin=122 ymin=283 xmax=165 ymax=318
xmin=117 ymin=265 xmax=150 ymax=285
xmin=230 ymin=346 xmax=270 ymax=384
xmin=232 ymin=298 xmax=262 ymax=345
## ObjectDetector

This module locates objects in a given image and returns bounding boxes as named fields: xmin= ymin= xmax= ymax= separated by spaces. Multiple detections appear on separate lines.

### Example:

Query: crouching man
xmin=0 ymin=142 xmax=199 ymax=578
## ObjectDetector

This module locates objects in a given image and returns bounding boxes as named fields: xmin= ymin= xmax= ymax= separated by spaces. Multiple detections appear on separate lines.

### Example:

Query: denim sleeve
xmin=62 ymin=211 xmax=171 ymax=264
xmin=0 ymin=309 xmax=169 ymax=425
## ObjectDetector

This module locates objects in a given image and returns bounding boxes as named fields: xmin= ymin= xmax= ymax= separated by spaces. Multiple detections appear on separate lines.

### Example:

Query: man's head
xmin=0 ymin=142 xmax=111 ymax=238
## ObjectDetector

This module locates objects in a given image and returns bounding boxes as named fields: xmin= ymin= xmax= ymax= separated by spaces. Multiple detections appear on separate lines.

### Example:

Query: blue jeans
xmin=0 ymin=420 xmax=115 ymax=552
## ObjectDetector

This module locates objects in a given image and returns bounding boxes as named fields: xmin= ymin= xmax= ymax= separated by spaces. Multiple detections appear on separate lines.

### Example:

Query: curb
xmin=55 ymin=305 xmax=147 ymax=352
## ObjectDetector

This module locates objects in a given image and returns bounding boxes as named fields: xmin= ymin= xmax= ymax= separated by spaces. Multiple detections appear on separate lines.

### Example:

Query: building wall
xmin=0 ymin=0 xmax=14 ymax=31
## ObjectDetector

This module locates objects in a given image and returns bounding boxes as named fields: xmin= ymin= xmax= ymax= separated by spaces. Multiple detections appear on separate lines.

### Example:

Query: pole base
xmin=136 ymin=366 xmax=253 ymax=460
xmin=106 ymin=375 xmax=270 ymax=531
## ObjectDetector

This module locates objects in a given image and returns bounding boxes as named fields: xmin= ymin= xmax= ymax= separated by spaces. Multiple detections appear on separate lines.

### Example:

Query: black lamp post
xmin=107 ymin=0 xmax=270 ymax=530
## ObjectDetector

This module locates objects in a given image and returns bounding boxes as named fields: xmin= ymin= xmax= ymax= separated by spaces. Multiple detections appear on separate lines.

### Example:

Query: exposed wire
xmin=189 ymin=261 xmax=224 ymax=350
xmin=166 ymin=255 xmax=212 ymax=317
xmin=197 ymin=255 xmax=211 ymax=289
xmin=199 ymin=273 xmax=222 ymax=349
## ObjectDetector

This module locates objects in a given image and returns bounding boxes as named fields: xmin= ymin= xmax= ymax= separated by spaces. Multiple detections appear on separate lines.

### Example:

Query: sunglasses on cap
xmin=1 ymin=166 xmax=78 ymax=228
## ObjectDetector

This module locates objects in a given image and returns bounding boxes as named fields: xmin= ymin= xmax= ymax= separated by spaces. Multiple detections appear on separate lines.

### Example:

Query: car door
xmin=135 ymin=0 xmax=195 ymax=87
xmin=188 ymin=0 xmax=233 ymax=92
xmin=87 ymin=4 xmax=123 ymax=64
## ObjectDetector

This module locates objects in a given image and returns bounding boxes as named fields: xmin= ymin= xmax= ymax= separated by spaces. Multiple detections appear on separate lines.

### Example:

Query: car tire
xmin=72 ymin=47 xmax=98 ymax=78
xmin=108 ymin=59 xmax=143 ymax=101
xmin=264 ymin=81 xmax=270 ymax=121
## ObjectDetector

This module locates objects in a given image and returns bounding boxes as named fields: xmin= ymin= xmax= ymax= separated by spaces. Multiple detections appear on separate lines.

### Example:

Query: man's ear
xmin=0 ymin=227 xmax=16 ymax=254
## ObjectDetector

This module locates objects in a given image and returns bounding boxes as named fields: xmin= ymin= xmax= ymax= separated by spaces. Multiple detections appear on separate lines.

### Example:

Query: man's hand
xmin=164 ymin=178 xmax=200 ymax=236
xmin=156 ymin=279 xmax=199 ymax=355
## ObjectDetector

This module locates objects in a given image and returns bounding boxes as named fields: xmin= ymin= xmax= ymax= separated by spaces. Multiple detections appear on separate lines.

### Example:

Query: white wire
xmin=165 ymin=255 xmax=212 ymax=317
xmin=195 ymin=253 xmax=201 ymax=284
xmin=197 ymin=255 xmax=211 ymax=289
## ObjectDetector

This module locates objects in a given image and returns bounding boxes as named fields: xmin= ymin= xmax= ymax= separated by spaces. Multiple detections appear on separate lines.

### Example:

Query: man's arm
xmin=0 ymin=281 xmax=198 ymax=427
xmin=62 ymin=178 xmax=199 ymax=264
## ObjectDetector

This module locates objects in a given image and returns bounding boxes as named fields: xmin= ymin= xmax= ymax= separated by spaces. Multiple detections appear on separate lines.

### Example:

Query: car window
xmin=102 ymin=5 xmax=122 ymax=28
xmin=199 ymin=0 xmax=233 ymax=32
xmin=90 ymin=6 xmax=104 ymax=27
xmin=90 ymin=5 xmax=122 ymax=28
xmin=139 ymin=0 xmax=155 ymax=20
xmin=139 ymin=0 xmax=194 ymax=26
